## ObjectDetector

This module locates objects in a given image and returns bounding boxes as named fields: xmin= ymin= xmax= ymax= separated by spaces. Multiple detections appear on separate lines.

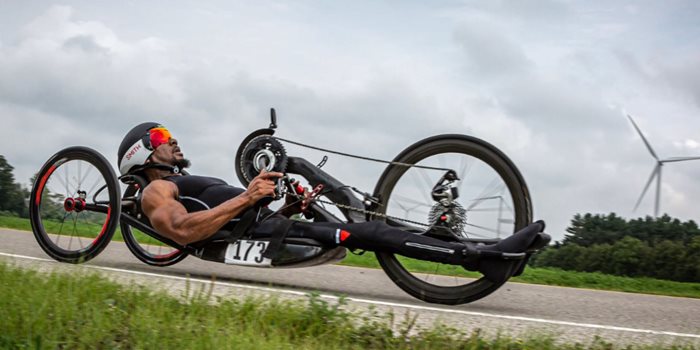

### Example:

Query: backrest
xmin=119 ymin=173 xmax=150 ymax=221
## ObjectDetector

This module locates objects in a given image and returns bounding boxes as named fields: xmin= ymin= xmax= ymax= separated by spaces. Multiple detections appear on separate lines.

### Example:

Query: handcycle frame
xmin=30 ymin=110 xmax=545 ymax=304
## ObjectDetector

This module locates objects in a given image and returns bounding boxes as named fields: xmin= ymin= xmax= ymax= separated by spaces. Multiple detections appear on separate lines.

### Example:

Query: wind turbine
xmin=627 ymin=114 xmax=700 ymax=217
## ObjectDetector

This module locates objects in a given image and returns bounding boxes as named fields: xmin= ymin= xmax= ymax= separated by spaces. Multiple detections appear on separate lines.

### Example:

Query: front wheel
xmin=373 ymin=134 xmax=532 ymax=304
xmin=29 ymin=146 xmax=121 ymax=263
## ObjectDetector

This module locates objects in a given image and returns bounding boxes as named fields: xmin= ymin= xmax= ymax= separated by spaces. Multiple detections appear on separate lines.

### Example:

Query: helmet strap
xmin=140 ymin=163 xmax=180 ymax=174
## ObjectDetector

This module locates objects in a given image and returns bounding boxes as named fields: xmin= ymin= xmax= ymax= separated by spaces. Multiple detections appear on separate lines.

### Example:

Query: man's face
xmin=149 ymin=136 xmax=190 ymax=169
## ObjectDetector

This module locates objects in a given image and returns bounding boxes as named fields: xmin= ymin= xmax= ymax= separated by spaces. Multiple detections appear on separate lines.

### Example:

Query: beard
xmin=174 ymin=158 xmax=191 ymax=169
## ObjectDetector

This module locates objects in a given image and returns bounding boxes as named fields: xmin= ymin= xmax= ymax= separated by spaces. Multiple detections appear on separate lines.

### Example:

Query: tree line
xmin=0 ymin=155 xmax=29 ymax=218
xmin=530 ymin=213 xmax=700 ymax=282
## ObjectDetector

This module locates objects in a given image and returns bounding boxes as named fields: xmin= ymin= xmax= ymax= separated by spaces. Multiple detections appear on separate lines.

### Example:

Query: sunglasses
xmin=148 ymin=127 xmax=172 ymax=150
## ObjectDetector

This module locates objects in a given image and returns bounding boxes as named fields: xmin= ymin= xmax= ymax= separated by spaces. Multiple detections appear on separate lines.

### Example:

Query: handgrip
xmin=269 ymin=108 xmax=277 ymax=129
xmin=254 ymin=175 xmax=286 ymax=208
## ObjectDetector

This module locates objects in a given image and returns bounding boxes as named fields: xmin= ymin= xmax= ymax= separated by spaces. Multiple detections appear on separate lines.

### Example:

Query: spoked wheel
xmin=373 ymin=134 xmax=532 ymax=305
xmin=29 ymin=146 xmax=121 ymax=263
xmin=120 ymin=184 xmax=187 ymax=266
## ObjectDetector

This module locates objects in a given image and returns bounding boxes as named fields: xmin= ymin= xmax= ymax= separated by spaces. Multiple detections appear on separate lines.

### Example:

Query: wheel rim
xmin=378 ymin=139 xmax=527 ymax=290
xmin=33 ymin=156 xmax=113 ymax=256
xmin=122 ymin=224 xmax=184 ymax=262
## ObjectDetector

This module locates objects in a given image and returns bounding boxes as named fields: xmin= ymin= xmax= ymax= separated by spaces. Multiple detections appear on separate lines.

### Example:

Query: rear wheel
xmin=373 ymin=134 xmax=531 ymax=304
xmin=29 ymin=147 xmax=121 ymax=263
xmin=120 ymin=184 xmax=187 ymax=266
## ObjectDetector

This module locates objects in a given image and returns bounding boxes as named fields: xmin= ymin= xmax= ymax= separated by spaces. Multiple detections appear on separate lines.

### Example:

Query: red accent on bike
xmin=340 ymin=230 xmax=351 ymax=242
xmin=75 ymin=198 xmax=86 ymax=211
xmin=440 ymin=215 xmax=447 ymax=221
xmin=92 ymin=206 xmax=111 ymax=245
xmin=36 ymin=165 xmax=57 ymax=204
xmin=311 ymin=184 xmax=324 ymax=196
xmin=64 ymin=198 xmax=75 ymax=212
xmin=63 ymin=198 xmax=87 ymax=212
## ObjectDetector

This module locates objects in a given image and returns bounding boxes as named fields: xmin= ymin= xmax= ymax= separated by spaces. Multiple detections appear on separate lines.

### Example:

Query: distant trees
xmin=531 ymin=213 xmax=700 ymax=282
xmin=0 ymin=155 xmax=29 ymax=218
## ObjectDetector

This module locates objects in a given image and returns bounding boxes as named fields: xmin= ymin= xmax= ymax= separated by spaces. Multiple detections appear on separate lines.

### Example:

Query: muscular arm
xmin=141 ymin=171 xmax=282 ymax=246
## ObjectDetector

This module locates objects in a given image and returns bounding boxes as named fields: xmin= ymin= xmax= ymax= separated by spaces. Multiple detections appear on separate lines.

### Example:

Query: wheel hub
xmin=63 ymin=190 xmax=87 ymax=212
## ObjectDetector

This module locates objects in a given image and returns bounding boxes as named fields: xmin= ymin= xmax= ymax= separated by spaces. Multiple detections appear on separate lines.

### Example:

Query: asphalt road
xmin=1 ymin=228 xmax=699 ymax=346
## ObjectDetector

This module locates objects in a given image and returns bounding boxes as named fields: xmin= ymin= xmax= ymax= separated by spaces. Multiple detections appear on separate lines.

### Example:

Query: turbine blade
xmin=627 ymin=114 xmax=659 ymax=161
xmin=633 ymin=165 xmax=659 ymax=212
xmin=663 ymin=156 xmax=700 ymax=163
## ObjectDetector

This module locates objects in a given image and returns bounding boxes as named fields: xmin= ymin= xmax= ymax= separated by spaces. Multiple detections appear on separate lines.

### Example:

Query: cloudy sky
xmin=1 ymin=1 xmax=699 ymax=240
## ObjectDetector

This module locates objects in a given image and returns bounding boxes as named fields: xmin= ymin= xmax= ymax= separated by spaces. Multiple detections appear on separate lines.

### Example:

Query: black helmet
xmin=117 ymin=122 xmax=164 ymax=176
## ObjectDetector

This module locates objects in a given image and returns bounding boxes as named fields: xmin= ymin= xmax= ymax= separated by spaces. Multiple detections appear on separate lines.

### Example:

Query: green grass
xmin=511 ymin=267 xmax=700 ymax=298
xmin=0 ymin=215 xmax=40 ymax=232
xmin=0 ymin=215 xmax=165 ymax=246
xmin=4 ymin=215 xmax=700 ymax=299
xmin=0 ymin=261 xmax=695 ymax=350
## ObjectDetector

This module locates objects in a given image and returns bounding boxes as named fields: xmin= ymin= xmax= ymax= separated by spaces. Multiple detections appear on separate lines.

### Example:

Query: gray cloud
xmin=661 ymin=56 xmax=700 ymax=108
xmin=62 ymin=34 xmax=107 ymax=53
xmin=453 ymin=22 xmax=533 ymax=79
xmin=1 ymin=2 xmax=700 ymax=242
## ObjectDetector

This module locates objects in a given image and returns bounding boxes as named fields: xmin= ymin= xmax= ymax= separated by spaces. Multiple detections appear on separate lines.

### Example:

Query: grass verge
xmin=0 ymin=261 xmax=695 ymax=350
xmin=4 ymin=215 xmax=700 ymax=299
xmin=0 ymin=214 xmax=167 ymax=247
xmin=337 ymin=252 xmax=700 ymax=299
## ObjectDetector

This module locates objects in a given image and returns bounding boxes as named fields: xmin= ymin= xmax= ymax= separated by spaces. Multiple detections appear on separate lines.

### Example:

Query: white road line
xmin=1 ymin=252 xmax=699 ymax=340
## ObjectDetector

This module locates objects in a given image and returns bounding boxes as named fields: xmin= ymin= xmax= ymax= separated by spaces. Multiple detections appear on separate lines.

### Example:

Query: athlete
xmin=117 ymin=122 xmax=545 ymax=267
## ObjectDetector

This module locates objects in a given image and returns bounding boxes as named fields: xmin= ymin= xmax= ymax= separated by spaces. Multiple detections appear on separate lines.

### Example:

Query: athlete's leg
xmin=250 ymin=217 xmax=467 ymax=265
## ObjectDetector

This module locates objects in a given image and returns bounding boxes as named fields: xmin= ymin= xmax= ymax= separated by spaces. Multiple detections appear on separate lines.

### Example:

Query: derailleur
xmin=431 ymin=169 xmax=460 ymax=203
xmin=426 ymin=170 xmax=468 ymax=239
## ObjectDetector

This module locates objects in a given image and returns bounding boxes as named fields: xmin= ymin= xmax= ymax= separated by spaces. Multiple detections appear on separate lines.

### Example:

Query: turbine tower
xmin=627 ymin=114 xmax=700 ymax=217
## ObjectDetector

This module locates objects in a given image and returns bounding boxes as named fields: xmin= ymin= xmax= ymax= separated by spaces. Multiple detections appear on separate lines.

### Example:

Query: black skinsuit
xmin=164 ymin=174 xmax=468 ymax=265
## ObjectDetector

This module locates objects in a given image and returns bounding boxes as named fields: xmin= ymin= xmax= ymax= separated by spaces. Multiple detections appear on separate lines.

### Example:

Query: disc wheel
xmin=29 ymin=146 xmax=121 ymax=263
xmin=372 ymin=134 xmax=532 ymax=305
xmin=120 ymin=184 xmax=187 ymax=266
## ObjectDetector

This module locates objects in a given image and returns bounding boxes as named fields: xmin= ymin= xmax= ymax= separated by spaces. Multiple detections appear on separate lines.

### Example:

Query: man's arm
xmin=141 ymin=171 xmax=282 ymax=245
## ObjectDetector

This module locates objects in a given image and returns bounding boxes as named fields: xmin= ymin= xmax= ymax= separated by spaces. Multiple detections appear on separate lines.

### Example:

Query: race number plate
xmin=224 ymin=240 xmax=272 ymax=266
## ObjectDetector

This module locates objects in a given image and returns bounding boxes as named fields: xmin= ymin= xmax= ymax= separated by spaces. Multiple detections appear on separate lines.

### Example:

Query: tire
xmin=372 ymin=134 xmax=532 ymax=305
xmin=29 ymin=146 xmax=121 ymax=263
xmin=120 ymin=184 xmax=187 ymax=266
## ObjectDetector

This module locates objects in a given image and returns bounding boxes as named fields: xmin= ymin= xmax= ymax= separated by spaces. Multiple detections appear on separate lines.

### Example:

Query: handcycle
xmin=28 ymin=109 xmax=549 ymax=305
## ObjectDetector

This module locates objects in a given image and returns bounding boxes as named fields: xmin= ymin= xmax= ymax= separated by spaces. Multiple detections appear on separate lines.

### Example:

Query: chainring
xmin=239 ymin=135 xmax=288 ymax=184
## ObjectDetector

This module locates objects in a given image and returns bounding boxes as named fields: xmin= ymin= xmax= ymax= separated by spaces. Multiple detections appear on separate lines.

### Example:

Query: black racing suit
xmin=165 ymin=174 xmax=468 ymax=265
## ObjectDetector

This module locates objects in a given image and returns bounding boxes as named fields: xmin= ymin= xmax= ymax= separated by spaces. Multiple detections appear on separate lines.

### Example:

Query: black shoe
xmin=461 ymin=220 xmax=549 ymax=281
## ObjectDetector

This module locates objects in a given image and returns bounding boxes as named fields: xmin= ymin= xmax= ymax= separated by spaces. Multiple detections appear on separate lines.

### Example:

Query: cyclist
xmin=118 ymin=122 xmax=545 ymax=267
